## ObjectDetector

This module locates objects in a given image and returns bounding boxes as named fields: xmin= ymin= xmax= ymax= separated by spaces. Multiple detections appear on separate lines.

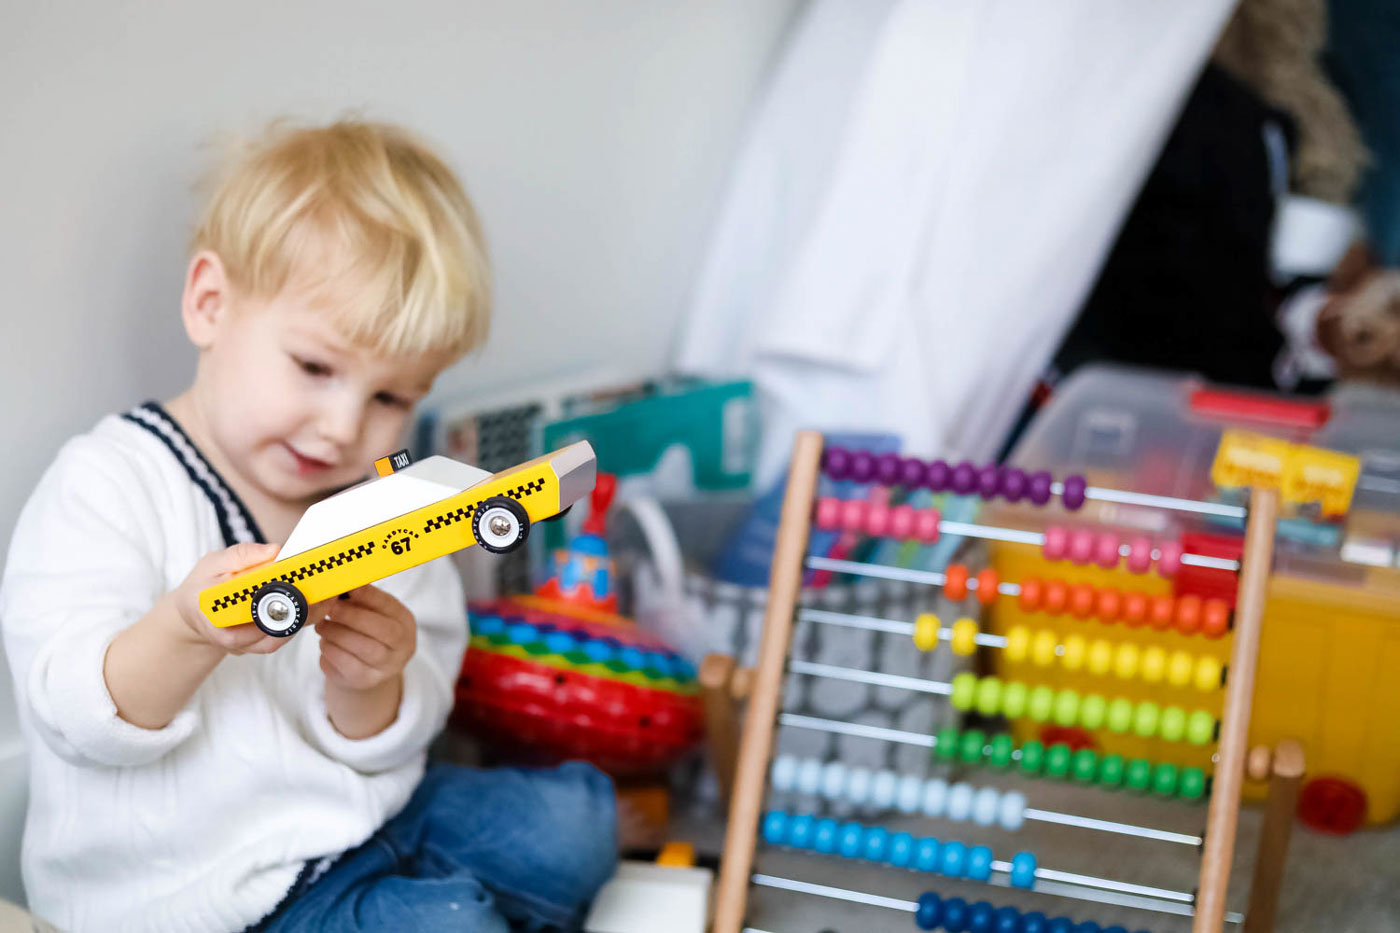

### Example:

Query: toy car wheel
xmin=250 ymin=581 xmax=308 ymax=637
xmin=472 ymin=496 xmax=530 ymax=553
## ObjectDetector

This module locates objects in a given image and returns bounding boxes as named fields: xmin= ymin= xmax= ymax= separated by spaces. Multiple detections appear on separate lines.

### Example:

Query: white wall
xmin=0 ymin=0 xmax=798 ymax=904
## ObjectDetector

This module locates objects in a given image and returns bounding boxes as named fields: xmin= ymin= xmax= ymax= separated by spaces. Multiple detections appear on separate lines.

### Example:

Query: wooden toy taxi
xmin=198 ymin=442 xmax=596 ymax=637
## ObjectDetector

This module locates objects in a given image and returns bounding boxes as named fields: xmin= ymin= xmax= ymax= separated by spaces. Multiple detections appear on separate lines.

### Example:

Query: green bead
xmin=951 ymin=673 xmax=977 ymax=712
xmin=936 ymin=726 xmax=961 ymax=761
xmin=1019 ymin=740 xmax=1045 ymax=774
xmin=1079 ymin=694 xmax=1107 ymax=731
xmin=1180 ymin=767 xmax=1207 ymax=800
xmin=1071 ymin=748 xmax=1098 ymax=783
xmin=1002 ymin=681 xmax=1029 ymax=719
xmin=1187 ymin=710 xmax=1217 ymax=746
xmin=1028 ymin=686 xmax=1056 ymax=723
xmin=1125 ymin=758 xmax=1153 ymax=792
xmin=1097 ymin=753 xmax=1125 ymax=788
xmin=1160 ymin=706 xmax=1187 ymax=742
xmin=975 ymin=678 xmax=1003 ymax=717
xmin=1045 ymin=743 xmax=1072 ymax=779
xmin=989 ymin=734 xmax=1015 ymax=769
xmin=1053 ymin=689 xmax=1080 ymax=727
xmin=1106 ymin=697 xmax=1135 ymax=733
xmin=1132 ymin=701 xmax=1160 ymax=738
xmin=1152 ymin=763 xmax=1179 ymax=796
xmin=959 ymin=729 xmax=986 ymax=764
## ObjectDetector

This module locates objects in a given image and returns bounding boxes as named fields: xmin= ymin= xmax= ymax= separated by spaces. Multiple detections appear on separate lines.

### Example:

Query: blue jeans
xmin=251 ymin=762 xmax=618 ymax=932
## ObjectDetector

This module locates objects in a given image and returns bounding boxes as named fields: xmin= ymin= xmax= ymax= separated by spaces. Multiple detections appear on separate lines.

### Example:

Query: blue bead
xmin=618 ymin=646 xmax=646 ymax=669
xmin=506 ymin=622 xmax=537 ymax=644
xmin=475 ymin=615 xmax=506 ymax=635
xmin=862 ymin=826 xmax=889 ymax=862
xmin=1019 ymin=912 xmax=1048 ymax=933
xmin=582 ymin=639 xmax=613 ymax=662
xmin=838 ymin=822 xmax=865 ymax=859
xmin=1101 ymin=928 xmax=1127 ymax=933
xmin=1046 ymin=919 xmax=1074 ymax=933
xmin=914 ymin=837 xmax=942 ymax=872
xmin=968 ymin=901 xmax=995 ymax=933
xmin=761 ymin=810 xmax=787 ymax=846
xmin=966 ymin=844 xmax=994 ymax=881
xmin=887 ymin=831 xmax=915 ymax=868
xmin=1073 ymin=923 xmax=1101 ymax=933
xmin=543 ymin=631 xmax=577 ymax=654
xmin=813 ymin=818 xmax=839 ymax=854
xmin=915 ymin=892 xmax=942 ymax=930
xmin=942 ymin=897 xmax=970 ymax=933
xmin=993 ymin=905 xmax=1021 ymax=933
xmin=1010 ymin=851 xmax=1038 ymax=889
xmin=787 ymin=814 xmax=815 ymax=849
xmin=643 ymin=651 xmax=669 ymax=673
xmin=940 ymin=839 xmax=969 ymax=877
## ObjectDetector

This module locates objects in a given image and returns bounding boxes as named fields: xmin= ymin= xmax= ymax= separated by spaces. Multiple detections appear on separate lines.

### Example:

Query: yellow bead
xmin=1087 ymin=639 xmax=1113 ymax=675
xmin=951 ymin=618 xmax=979 ymax=656
xmin=913 ymin=613 xmax=941 ymax=652
xmin=1031 ymin=629 xmax=1058 ymax=667
xmin=1114 ymin=642 xmax=1140 ymax=679
xmin=1005 ymin=626 xmax=1031 ymax=662
xmin=1167 ymin=650 xmax=1194 ymax=687
xmin=1061 ymin=634 xmax=1087 ymax=671
xmin=1140 ymin=646 xmax=1167 ymax=684
xmin=1194 ymin=655 xmax=1223 ymax=691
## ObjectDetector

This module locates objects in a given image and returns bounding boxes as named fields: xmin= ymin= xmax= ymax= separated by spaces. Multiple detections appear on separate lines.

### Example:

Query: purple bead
xmin=898 ymin=456 xmax=927 ymax=489
xmin=951 ymin=460 xmax=978 ymax=496
xmin=926 ymin=459 xmax=951 ymax=491
xmin=849 ymin=450 xmax=876 ymax=483
xmin=822 ymin=446 xmax=851 ymax=480
xmin=1001 ymin=467 xmax=1027 ymax=502
xmin=874 ymin=452 xmax=902 ymax=486
xmin=1062 ymin=474 xmax=1087 ymax=510
xmin=977 ymin=464 xmax=1001 ymax=500
xmin=1028 ymin=470 xmax=1054 ymax=505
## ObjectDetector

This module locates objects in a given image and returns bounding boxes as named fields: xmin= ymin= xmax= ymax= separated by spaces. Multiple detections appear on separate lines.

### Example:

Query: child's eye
xmin=294 ymin=356 xmax=332 ymax=378
xmin=374 ymin=391 xmax=411 ymax=409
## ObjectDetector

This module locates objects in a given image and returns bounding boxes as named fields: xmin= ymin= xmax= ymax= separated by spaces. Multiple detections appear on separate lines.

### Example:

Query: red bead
xmin=1202 ymin=600 xmax=1231 ymax=638
xmin=1096 ymin=587 xmax=1121 ymax=623
xmin=915 ymin=508 xmax=941 ymax=543
xmin=976 ymin=569 xmax=999 ymax=605
xmin=1175 ymin=594 xmax=1202 ymax=635
xmin=944 ymin=564 xmax=969 ymax=601
xmin=865 ymin=503 xmax=890 ymax=538
xmin=1019 ymin=578 xmax=1043 ymax=613
xmin=1044 ymin=580 xmax=1068 ymax=615
xmin=888 ymin=504 xmax=915 ymax=540
xmin=1068 ymin=529 xmax=1095 ymax=565
xmin=1069 ymin=583 xmax=1095 ymax=618
xmin=1095 ymin=533 xmax=1120 ymax=569
xmin=1149 ymin=595 xmax=1176 ymax=631
xmin=1122 ymin=592 xmax=1148 ymax=627
xmin=840 ymin=498 xmax=867 ymax=533
xmin=814 ymin=497 xmax=842 ymax=530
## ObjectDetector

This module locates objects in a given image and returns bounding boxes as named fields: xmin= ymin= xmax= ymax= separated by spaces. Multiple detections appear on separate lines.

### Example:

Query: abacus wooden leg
xmin=700 ymin=653 xmax=742 ymax=806
xmin=1242 ymin=739 xmax=1306 ymax=933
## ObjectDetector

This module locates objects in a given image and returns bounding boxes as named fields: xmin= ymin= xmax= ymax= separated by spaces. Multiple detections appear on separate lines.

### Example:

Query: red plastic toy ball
xmin=1298 ymin=776 xmax=1367 ymax=835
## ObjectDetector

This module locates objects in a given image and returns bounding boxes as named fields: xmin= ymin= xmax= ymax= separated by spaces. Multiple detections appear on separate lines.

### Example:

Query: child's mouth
xmin=284 ymin=444 xmax=334 ymax=477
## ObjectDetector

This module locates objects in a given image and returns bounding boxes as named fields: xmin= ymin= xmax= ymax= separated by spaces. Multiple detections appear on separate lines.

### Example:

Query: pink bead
xmin=915 ymin=508 xmax=942 ymax=544
xmin=814 ymin=497 xmax=842 ymax=530
xmin=1127 ymin=536 xmax=1153 ymax=574
xmin=888 ymin=504 xmax=915 ymax=540
xmin=840 ymin=498 xmax=867 ymax=533
xmin=1042 ymin=524 xmax=1068 ymax=561
xmin=1068 ymin=528 xmax=1095 ymax=565
xmin=865 ymin=503 xmax=890 ymax=538
xmin=1095 ymin=532 xmax=1120 ymax=569
xmin=1157 ymin=540 xmax=1183 ymax=577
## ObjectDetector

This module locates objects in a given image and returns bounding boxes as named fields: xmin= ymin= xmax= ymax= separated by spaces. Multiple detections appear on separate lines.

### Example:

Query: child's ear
xmin=181 ymin=251 xmax=232 ymax=349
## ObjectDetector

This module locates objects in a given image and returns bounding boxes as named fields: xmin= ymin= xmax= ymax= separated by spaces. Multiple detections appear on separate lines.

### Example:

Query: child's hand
xmin=169 ymin=541 xmax=289 ymax=655
xmin=313 ymin=585 xmax=417 ymax=693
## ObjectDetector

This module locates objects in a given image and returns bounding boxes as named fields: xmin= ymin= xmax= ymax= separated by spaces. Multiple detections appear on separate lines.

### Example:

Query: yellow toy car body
xmin=198 ymin=441 xmax=596 ymax=637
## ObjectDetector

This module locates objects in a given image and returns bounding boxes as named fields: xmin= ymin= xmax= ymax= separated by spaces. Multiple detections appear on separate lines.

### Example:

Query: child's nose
xmin=319 ymin=396 xmax=365 ymax=447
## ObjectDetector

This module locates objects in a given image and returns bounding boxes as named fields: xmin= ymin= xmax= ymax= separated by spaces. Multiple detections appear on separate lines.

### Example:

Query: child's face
xmin=184 ymin=253 xmax=455 ymax=506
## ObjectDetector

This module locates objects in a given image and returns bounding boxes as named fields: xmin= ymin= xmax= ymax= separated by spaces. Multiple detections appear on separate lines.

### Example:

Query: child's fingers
xmin=318 ymin=620 xmax=393 ymax=668
xmin=320 ymin=639 xmax=374 ymax=687
xmin=206 ymin=542 xmax=281 ymax=579
xmin=318 ymin=601 xmax=409 ymax=650
xmin=339 ymin=585 xmax=412 ymax=623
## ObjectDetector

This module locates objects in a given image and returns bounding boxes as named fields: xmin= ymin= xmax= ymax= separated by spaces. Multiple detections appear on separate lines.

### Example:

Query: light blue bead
xmin=1010 ymin=851 xmax=1038 ymax=889
xmin=914 ymin=837 xmax=942 ymax=872
xmin=787 ymin=814 xmax=815 ymax=849
xmin=838 ymin=822 xmax=865 ymax=859
xmin=474 ymin=615 xmax=506 ymax=635
xmin=940 ymin=839 xmax=969 ymax=877
xmin=886 ymin=831 xmax=915 ymax=868
xmin=506 ymin=622 xmax=537 ymax=644
xmin=966 ymin=844 xmax=993 ymax=881
xmin=543 ymin=632 xmax=577 ymax=654
xmin=582 ymin=639 xmax=613 ymax=662
xmin=619 ymin=647 xmax=646 ymax=669
xmin=761 ymin=810 xmax=787 ymax=846
xmin=861 ymin=826 xmax=888 ymax=861
xmin=643 ymin=651 xmax=669 ymax=674
xmin=813 ymin=818 xmax=839 ymax=854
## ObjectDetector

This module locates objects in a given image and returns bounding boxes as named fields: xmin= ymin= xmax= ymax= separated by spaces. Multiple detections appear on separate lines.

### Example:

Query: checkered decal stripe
xmin=208 ymin=541 xmax=377 ymax=612
xmin=422 ymin=476 xmax=548 ymax=535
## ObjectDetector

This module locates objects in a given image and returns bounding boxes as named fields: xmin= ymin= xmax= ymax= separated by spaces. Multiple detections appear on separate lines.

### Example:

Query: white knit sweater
xmin=1 ymin=405 xmax=468 ymax=932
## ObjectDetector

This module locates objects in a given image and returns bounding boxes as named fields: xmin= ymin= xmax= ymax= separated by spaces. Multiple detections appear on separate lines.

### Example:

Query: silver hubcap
xmin=489 ymin=515 xmax=513 ymax=536
xmin=256 ymin=592 xmax=297 ymax=632
xmin=480 ymin=507 xmax=521 ymax=547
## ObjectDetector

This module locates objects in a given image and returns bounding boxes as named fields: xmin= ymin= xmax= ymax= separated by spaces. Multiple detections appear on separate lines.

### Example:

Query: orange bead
xmin=976 ymin=568 xmax=999 ymax=605
xmin=1096 ymin=587 xmax=1121 ymax=623
xmin=1149 ymin=595 xmax=1176 ymax=631
xmin=1175 ymin=594 xmax=1202 ymax=635
xmin=1122 ymin=591 xmax=1148 ymax=627
xmin=1019 ymin=577 xmax=1043 ymax=612
xmin=1069 ymin=583 xmax=1095 ymax=618
xmin=1044 ymin=580 xmax=1068 ymax=615
xmin=1202 ymin=599 xmax=1231 ymax=638
xmin=944 ymin=564 xmax=969 ymax=601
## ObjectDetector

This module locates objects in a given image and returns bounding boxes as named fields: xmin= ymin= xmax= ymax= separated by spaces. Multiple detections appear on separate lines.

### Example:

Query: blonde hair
xmin=193 ymin=119 xmax=491 ymax=357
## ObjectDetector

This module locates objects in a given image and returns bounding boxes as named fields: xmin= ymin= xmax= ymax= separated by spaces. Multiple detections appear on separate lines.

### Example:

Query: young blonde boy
xmin=1 ymin=121 xmax=615 ymax=932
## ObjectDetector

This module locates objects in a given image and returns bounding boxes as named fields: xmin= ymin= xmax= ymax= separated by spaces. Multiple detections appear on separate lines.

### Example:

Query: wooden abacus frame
xmin=712 ymin=430 xmax=1284 ymax=933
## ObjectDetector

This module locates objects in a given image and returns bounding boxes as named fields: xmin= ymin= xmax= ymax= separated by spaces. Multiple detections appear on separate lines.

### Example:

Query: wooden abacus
xmin=710 ymin=431 xmax=1300 ymax=933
